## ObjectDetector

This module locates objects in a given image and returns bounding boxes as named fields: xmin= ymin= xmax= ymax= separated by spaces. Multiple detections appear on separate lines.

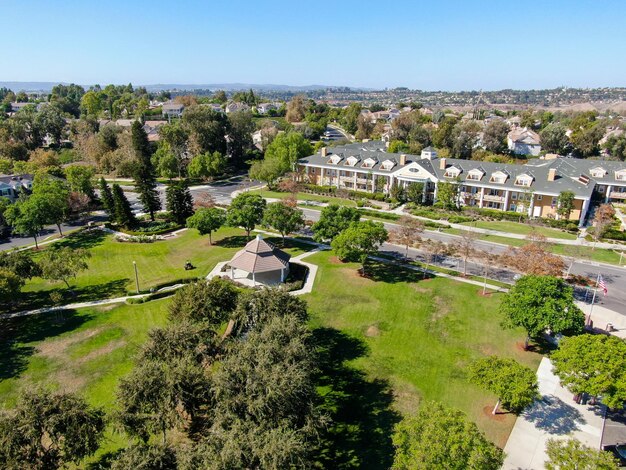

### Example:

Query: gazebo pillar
xmin=281 ymin=268 xmax=285 ymax=282
xmin=252 ymin=271 xmax=256 ymax=286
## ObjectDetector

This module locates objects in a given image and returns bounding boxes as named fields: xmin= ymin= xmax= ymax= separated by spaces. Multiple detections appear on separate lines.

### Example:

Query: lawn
xmin=12 ymin=226 xmax=306 ymax=313
xmin=460 ymin=220 xmax=577 ymax=240
xmin=248 ymin=188 xmax=357 ymax=207
xmin=303 ymin=251 xmax=541 ymax=466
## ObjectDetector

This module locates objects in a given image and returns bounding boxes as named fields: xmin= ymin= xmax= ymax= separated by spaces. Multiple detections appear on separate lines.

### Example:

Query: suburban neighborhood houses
xmin=2 ymin=1 xmax=626 ymax=469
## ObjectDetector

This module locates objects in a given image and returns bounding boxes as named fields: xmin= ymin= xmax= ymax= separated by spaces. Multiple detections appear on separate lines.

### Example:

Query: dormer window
xmin=361 ymin=157 xmax=376 ymax=169
xmin=590 ymin=167 xmax=607 ymax=178
xmin=490 ymin=171 xmax=508 ymax=184
xmin=380 ymin=159 xmax=395 ymax=171
xmin=346 ymin=156 xmax=359 ymax=167
xmin=444 ymin=166 xmax=461 ymax=178
xmin=329 ymin=155 xmax=342 ymax=165
xmin=514 ymin=173 xmax=534 ymax=187
xmin=616 ymin=170 xmax=626 ymax=181
xmin=467 ymin=169 xmax=484 ymax=181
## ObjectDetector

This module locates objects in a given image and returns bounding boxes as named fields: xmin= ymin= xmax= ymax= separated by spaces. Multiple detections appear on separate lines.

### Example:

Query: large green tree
xmin=186 ymin=207 xmax=225 ymax=244
xmin=331 ymin=220 xmax=388 ymax=273
xmin=187 ymin=151 xmax=226 ymax=180
xmin=39 ymin=246 xmax=91 ymax=290
xmin=226 ymin=192 xmax=266 ymax=238
xmin=469 ymin=356 xmax=539 ymax=414
xmin=111 ymin=183 xmax=137 ymax=228
xmin=482 ymin=120 xmax=510 ymax=154
xmin=98 ymin=177 xmax=114 ymax=216
xmin=392 ymin=401 xmax=504 ymax=470
xmin=311 ymin=204 xmax=361 ymax=242
xmin=3 ymin=195 xmax=47 ymax=248
xmin=545 ymin=438 xmax=619 ymax=470
xmin=131 ymin=121 xmax=161 ymax=221
xmin=540 ymin=123 xmax=569 ymax=155
xmin=263 ymin=131 xmax=313 ymax=174
xmin=556 ymin=191 xmax=575 ymax=220
xmin=168 ymin=277 xmax=239 ymax=326
xmin=551 ymin=334 xmax=626 ymax=409
xmin=31 ymin=175 xmax=71 ymax=236
xmin=0 ymin=390 xmax=104 ymax=469
xmin=263 ymin=201 xmax=305 ymax=242
xmin=500 ymin=275 xmax=585 ymax=349
xmin=165 ymin=180 xmax=194 ymax=225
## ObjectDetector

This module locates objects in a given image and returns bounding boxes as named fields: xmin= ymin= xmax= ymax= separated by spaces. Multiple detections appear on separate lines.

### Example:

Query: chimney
xmin=400 ymin=154 xmax=407 ymax=165
xmin=440 ymin=158 xmax=447 ymax=170
xmin=548 ymin=168 xmax=557 ymax=181
xmin=320 ymin=147 xmax=328 ymax=158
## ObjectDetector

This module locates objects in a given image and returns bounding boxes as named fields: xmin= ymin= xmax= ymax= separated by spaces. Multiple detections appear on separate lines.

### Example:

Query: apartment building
xmin=298 ymin=141 xmax=605 ymax=226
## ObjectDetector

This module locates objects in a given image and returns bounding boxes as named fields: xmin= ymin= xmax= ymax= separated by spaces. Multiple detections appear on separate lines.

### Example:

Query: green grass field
xmin=248 ymin=188 xmax=357 ymax=207
xmin=460 ymin=220 xmax=577 ymax=240
xmin=303 ymin=251 xmax=541 ymax=464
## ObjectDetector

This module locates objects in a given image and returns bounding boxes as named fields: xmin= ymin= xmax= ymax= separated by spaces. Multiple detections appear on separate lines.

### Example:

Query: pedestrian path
xmin=503 ymin=358 xmax=605 ymax=469
xmin=578 ymin=301 xmax=626 ymax=339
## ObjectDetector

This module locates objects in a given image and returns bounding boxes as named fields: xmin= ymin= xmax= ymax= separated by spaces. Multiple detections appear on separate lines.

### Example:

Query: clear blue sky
xmin=4 ymin=0 xmax=625 ymax=90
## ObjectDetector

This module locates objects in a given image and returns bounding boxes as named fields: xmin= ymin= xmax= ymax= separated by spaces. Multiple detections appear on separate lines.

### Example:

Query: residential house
xmin=9 ymin=102 xmax=32 ymax=113
xmin=162 ymin=102 xmax=185 ymax=118
xmin=0 ymin=174 xmax=34 ymax=202
xmin=225 ymin=102 xmax=250 ymax=113
xmin=143 ymin=120 xmax=167 ymax=142
xmin=507 ymin=127 xmax=541 ymax=156
xmin=256 ymin=103 xmax=278 ymax=114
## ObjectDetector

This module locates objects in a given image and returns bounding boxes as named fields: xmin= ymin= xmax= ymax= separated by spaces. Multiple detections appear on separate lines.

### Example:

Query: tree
xmin=540 ymin=123 xmax=569 ymax=155
xmin=186 ymin=207 xmax=225 ymax=244
xmin=469 ymin=356 xmax=539 ymax=414
xmin=453 ymin=230 xmax=478 ymax=276
xmin=39 ymin=246 xmax=91 ymax=290
xmin=111 ymin=183 xmax=137 ymax=227
xmin=551 ymin=334 xmax=626 ymax=409
xmin=592 ymin=203 xmax=615 ymax=243
xmin=355 ymin=114 xmax=375 ymax=140
xmin=331 ymin=220 xmax=388 ymax=274
xmin=0 ymin=390 xmax=104 ymax=469
xmin=341 ymin=103 xmax=362 ymax=135
xmin=111 ymin=443 xmax=178 ymax=470
xmin=226 ymin=192 xmax=266 ymax=238
xmin=3 ymin=195 xmax=47 ymax=248
xmin=0 ymin=268 xmax=23 ymax=303
xmin=0 ymin=250 xmax=41 ymax=279
xmin=545 ymin=438 xmax=619 ymax=470
xmin=233 ymin=288 xmax=308 ymax=336
xmin=98 ymin=177 xmax=114 ymax=216
xmin=227 ymin=110 xmax=255 ymax=164
xmin=482 ymin=120 xmax=510 ymax=154
xmin=391 ymin=216 xmax=424 ymax=258
xmin=166 ymin=180 xmax=194 ymax=225
xmin=248 ymin=158 xmax=283 ymax=189
xmin=132 ymin=121 xmax=161 ymax=221
xmin=285 ymin=95 xmax=307 ymax=123
xmin=64 ymin=165 xmax=96 ymax=201
xmin=436 ymin=181 xmax=460 ymax=210
xmin=31 ymin=175 xmax=71 ymax=236
xmin=169 ymin=277 xmax=239 ymax=326
xmin=500 ymin=275 xmax=585 ymax=349
xmin=405 ymin=182 xmax=425 ymax=204
xmin=604 ymin=134 xmax=626 ymax=161
xmin=392 ymin=401 xmax=504 ymax=470
xmin=187 ymin=151 xmax=226 ymax=180
xmin=502 ymin=236 xmax=566 ymax=276
xmin=263 ymin=201 xmax=305 ymax=242
xmin=263 ymin=131 xmax=313 ymax=175
xmin=311 ymin=204 xmax=361 ymax=242
xmin=556 ymin=191 xmax=575 ymax=220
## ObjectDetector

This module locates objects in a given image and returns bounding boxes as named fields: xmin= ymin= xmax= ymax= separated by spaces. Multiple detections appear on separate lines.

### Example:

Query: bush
xmin=602 ymin=229 xmax=626 ymax=241
xmin=357 ymin=208 xmax=400 ymax=221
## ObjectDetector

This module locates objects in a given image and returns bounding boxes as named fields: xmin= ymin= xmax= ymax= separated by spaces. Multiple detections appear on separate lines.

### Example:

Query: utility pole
xmin=133 ymin=261 xmax=140 ymax=294
xmin=587 ymin=272 xmax=600 ymax=326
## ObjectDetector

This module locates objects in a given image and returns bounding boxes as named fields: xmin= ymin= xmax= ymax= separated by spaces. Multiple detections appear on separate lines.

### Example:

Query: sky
xmin=3 ymin=0 xmax=626 ymax=91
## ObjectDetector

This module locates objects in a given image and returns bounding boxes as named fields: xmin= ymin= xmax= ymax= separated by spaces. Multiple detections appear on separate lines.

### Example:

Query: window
xmin=512 ymin=193 xmax=517 ymax=200
xmin=362 ymin=158 xmax=376 ymax=168
xmin=444 ymin=167 xmax=461 ymax=178
xmin=537 ymin=195 xmax=543 ymax=201
xmin=590 ymin=167 xmax=606 ymax=178
xmin=489 ymin=171 xmax=508 ymax=184
xmin=467 ymin=169 xmax=484 ymax=181
xmin=329 ymin=155 xmax=341 ymax=165
xmin=598 ymin=186 xmax=605 ymax=193
xmin=514 ymin=174 xmax=533 ymax=187
xmin=551 ymin=197 xmax=557 ymax=206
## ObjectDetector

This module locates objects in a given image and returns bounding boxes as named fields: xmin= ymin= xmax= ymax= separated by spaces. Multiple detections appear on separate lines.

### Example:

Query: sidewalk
xmin=503 ymin=357 xmax=605 ymax=469
xmin=577 ymin=301 xmax=626 ymax=339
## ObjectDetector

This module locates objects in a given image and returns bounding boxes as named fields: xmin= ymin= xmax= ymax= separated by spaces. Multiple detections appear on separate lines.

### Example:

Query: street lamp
xmin=133 ymin=261 xmax=140 ymax=294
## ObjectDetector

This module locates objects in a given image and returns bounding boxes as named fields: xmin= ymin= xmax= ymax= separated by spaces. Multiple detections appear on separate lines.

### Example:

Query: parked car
xmin=603 ymin=443 xmax=626 ymax=467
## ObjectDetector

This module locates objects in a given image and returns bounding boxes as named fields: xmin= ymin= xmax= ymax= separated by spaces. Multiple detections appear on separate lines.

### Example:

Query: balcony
xmin=609 ymin=191 xmax=626 ymax=199
xmin=483 ymin=194 xmax=505 ymax=203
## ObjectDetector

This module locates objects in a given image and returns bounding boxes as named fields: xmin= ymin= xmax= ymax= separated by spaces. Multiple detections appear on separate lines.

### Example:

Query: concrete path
xmin=503 ymin=358 xmax=605 ymax=469
xmin=578 ymin=301 xmax=626 ymax=339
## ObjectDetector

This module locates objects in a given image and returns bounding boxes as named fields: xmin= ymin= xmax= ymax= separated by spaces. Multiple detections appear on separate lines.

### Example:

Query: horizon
xmin=3 ymin=0 xmax=626 ymax=90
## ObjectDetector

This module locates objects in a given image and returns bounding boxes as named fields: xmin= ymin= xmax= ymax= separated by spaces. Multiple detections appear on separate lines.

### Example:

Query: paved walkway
xmin=578 ymin=301 xmax=626 ymax=338
xmin=503 ymin=357 xmax=605 ymax=469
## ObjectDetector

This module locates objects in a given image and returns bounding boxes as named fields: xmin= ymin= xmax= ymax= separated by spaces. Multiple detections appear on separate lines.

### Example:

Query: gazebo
xmin=228 ymin=235 xmax=291 ymax=286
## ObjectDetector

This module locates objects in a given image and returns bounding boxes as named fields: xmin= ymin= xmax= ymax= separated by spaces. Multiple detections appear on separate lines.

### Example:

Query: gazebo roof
xmin=229 ymin=235 xmax=291 ymax=274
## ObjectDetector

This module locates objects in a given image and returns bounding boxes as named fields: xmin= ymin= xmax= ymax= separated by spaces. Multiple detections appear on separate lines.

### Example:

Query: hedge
xmin=357 ymin=209 xmax=400 ymax=221
xmin=602 ymin=229 xmax=626 ymax=241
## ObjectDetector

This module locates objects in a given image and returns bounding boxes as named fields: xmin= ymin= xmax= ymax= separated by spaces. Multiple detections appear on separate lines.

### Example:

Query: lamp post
xmin=133 ymin=261 xmax=140 ymax=294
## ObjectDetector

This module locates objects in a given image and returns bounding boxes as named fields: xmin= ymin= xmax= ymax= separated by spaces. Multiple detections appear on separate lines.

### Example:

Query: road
xmin=324 ymin=125 xmax=351 ymax=142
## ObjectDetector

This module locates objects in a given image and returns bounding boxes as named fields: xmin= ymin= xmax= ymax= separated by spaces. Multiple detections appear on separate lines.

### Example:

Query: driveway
xmin=503 ymin=358 xmax=605 ymax=469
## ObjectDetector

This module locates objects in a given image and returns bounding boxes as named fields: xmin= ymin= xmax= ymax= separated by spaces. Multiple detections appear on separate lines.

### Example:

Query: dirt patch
xmin=515 ymin=341 xmax=531 ymax=352
xmin=328 ymin=256 xmax=343 ymax=265
xmin=411 ymin=285 xmax=431 ymax=294
xmin=482 ymin=405 xmax=507 ymax=421
xmin=365 ymin=324 xmax=381 ymax=337
xmin=37 ymin=328 xmax=104 ymax=359
xmin=477 ymin=289 xmax=493 ymax=297
xmin=77 ymin=339 xmax=126 ymax=364
xmin=52 ymin=369 xmax=88 ymax=394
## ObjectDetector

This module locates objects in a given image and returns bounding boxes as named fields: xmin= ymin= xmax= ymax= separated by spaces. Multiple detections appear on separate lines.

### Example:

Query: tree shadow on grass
xmin=312 ymin=327 xmax=401 ymax=469
xmin=363 ymin=260 xmax=427 ymax=284
xmin=55 ymin=229 xmax=107 ymax=250
xmin=5 ymin=279 xmax=130 ymax=314
xmin=0 ymin=309 xmax=92 ymax=380
xmin=214 ymin=235 xmax=249 ymax=248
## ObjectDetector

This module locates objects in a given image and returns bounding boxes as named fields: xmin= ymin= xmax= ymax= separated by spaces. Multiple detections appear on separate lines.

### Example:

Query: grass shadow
xmin=0 ymin=309 xmax=92 ymax=380
xmin=312 ymin=327 xmax=401 ymax=469
xmin=214 ymin=235 xmax=249 ymax=248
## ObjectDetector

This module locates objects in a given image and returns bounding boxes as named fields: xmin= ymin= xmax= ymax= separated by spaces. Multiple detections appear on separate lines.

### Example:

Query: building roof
xmin=508 ymin=127 xmax=541 ymax=146
xmin=229 ymin=235 xmax=290 ymax=274
xmin=162 ymin=102 xmax=184 ymax=111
